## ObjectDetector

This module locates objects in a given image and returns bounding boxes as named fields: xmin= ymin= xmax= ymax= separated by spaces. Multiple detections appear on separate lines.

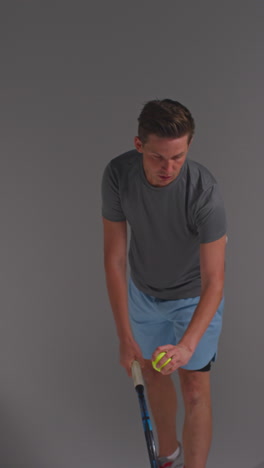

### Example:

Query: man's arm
xmin=103 ymin=218 xmax=130 ymax=338
xmin=179 ymin=234 xmax=226 ymax=352
xmin=103 ymin=217 xmax=144 ymax=373
xmin=152 ymin=234 xmax=227 ymax=372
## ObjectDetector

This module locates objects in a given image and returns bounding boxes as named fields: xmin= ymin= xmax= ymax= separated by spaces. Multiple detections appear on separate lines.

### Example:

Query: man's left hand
xmin=152 ymin=344 xmax=193 ymax=374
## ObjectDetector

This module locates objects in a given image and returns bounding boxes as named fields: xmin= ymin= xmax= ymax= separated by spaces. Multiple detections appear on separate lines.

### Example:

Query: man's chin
xmin=154 ymin=177 xmax=175 ymax=187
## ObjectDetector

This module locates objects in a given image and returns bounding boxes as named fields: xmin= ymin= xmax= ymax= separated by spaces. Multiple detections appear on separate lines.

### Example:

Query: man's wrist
xmin=119 ymin=334 xmax=135 ymax=344
xmin=178 ymin=340 xmax=195 ymax=354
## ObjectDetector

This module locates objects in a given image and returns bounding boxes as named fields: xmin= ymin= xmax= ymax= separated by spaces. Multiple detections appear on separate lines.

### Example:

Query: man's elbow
xmin=201 ymin=274 xmax=225 ymax=297
xmin=104 ymin=253 xmax=127 ymax=272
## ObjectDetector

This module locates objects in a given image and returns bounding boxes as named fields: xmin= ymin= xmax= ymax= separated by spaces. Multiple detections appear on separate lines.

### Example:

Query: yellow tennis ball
xmin=152 ymin=352 xmax=172 ymax=372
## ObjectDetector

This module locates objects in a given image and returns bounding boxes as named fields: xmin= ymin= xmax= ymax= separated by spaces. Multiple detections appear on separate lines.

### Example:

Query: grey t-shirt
xmin=101 ymin=149 xmax=227 ymax=300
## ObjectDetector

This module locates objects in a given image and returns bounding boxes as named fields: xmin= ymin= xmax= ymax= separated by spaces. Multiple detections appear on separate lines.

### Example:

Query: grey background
xmin=1 ymin=1 xmax=263 ymax=467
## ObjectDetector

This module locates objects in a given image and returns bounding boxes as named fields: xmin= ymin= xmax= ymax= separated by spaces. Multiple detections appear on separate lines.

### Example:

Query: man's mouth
xmin=158 ymin=175 xmax=172 ymax=180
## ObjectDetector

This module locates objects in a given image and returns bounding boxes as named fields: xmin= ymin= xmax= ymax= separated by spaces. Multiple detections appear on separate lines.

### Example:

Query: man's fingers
xmin=152 ymin=344 xmax=174 ymax=361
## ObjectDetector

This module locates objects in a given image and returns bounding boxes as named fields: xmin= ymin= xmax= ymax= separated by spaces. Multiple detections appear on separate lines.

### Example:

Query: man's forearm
xmin=104 ymin=261 xmax=134 ymax=342
xmin=179 ymin=282 xmax=224 ymax=353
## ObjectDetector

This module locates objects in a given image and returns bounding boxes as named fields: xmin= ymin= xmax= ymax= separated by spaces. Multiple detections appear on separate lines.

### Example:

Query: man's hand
xmin=119 ymin=338 xmax=145 ymax=377
xmin=152 ymin=343 xmax=193 ymax=375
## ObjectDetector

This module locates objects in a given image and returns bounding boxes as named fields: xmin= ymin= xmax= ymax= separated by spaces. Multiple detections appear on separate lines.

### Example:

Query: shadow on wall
xmin=0 ymin=403 xmax=39 ymax=468
xmin=252 ymin=463 xmax=264 ymax=468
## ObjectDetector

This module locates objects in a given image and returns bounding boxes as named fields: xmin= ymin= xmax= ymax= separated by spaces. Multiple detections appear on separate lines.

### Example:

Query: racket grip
xmin=131 ymin=360 xmax=144 ymax=387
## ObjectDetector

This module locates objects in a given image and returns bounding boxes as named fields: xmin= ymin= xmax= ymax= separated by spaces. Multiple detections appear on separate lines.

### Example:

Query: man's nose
xmin=161 ymin=159 xmax=173 ymax=171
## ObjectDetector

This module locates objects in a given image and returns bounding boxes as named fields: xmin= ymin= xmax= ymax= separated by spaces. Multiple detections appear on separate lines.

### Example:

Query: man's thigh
xmin=128 ymin=278 xmax=175 ymax=359
xmin=176 ymin=297 xmax=224 ymax=371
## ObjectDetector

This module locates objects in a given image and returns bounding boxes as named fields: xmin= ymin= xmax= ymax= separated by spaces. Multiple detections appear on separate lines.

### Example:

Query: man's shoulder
xmin=109 ymin=149 xmax=140 ymax=171
xmin=186 ymin=159 xmax=217 ymax=191
xmin=102 ymin=149 xmax=141 ymax=193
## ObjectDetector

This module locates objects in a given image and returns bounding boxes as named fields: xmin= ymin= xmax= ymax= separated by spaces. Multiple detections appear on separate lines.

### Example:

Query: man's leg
xmin=142 ymin=359 xmax=179 ymax=458
xmin=178 ymin=368 xmax=212 ymax=468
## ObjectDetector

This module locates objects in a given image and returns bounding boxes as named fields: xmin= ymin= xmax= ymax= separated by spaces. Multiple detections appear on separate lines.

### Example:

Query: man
xmin=101 ymin=99 xmax=227 ymax=468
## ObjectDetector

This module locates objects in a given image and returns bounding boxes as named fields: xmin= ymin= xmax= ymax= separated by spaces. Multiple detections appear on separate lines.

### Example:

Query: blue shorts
xmin=128 ymin=278 xmax=224 ymax=371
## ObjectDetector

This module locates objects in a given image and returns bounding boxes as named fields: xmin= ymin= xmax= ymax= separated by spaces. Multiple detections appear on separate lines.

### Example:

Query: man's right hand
xmin=119 ymin=338 xmax=145 ymax=377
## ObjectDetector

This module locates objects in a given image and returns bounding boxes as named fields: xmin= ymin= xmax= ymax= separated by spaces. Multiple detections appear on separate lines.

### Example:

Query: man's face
xmin=134 ymin=133 xmax=191 ymax=187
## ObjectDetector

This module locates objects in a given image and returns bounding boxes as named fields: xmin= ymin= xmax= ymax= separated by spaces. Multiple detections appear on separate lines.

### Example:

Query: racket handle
xmin=131 ymin=360 xmax=144 ymax=388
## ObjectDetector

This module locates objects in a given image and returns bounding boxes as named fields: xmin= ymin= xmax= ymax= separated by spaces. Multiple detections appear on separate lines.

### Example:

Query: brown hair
xmin=137 ymin=98 xmax=195 ymax=145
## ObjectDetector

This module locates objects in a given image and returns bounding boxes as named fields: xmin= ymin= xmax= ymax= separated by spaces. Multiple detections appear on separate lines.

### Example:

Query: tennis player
xmin=101 ymin=99 xmax=227 ymax=468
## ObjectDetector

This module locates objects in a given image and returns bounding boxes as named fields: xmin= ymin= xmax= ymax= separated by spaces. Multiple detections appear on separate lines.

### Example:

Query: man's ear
xmin=134 ymin=136 xmax=143 ymax=153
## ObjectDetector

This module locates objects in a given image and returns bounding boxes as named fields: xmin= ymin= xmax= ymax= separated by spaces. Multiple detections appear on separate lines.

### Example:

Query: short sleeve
xmin=194 ymin=184 xmax=227 ymax=243
xmin=101 ymin=162 xmax=126 ymax=221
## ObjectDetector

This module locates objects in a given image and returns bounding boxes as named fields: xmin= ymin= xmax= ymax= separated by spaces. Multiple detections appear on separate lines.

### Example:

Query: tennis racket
xmin=131 ymin=360 xmax=159 ymax=468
